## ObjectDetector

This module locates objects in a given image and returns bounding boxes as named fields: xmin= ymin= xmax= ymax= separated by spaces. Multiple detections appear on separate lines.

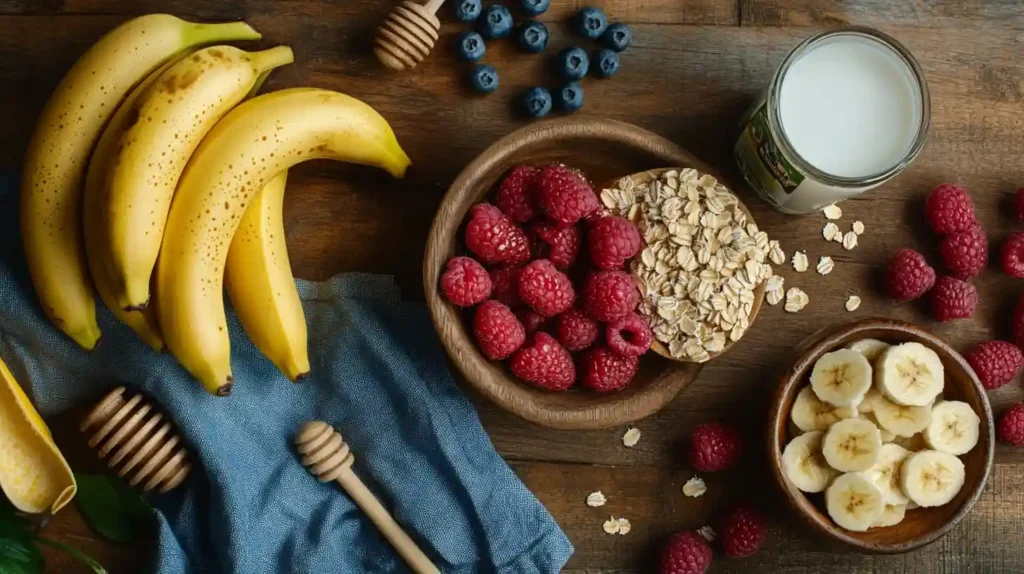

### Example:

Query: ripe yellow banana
xmin=104 ymin=44 xmax=294 ymax=311
xmin=20 ymin=14 xmax=260 ymax=350
xmin=157 ymin=88 xmax=411 ymax=395
xmin=225 ymin=171 xmax=310 ymax=381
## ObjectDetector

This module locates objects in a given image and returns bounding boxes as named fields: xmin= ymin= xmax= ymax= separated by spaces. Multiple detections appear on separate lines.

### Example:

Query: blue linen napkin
xmin=0 ymin=173 xmax=573 ymax=573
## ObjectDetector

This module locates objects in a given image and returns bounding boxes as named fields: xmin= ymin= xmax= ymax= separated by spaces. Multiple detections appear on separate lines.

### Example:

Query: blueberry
xmin=520 ymin=0 xmax=550 ymax=16
xmin=458 ymin=31 xmax=487 ymax=61
xmin=603 ymin=22 xmax=632 ymax=52
xmin=516 ymin=20 xmax=549 ymax=53
xmin=576 ymin=7 xmax=607 ymax=40
xmin=479 ymin=4 xmax=514 ymax=40
xmin=556 ymin=82 xmax=584 ymax=112
xmin=593 ymin=49 xmax=619 ymax=78
xmin=556 ymin=47 xmax=589 ymax=80
xmin=469 ymin=64 xmax=499 ymax=93
xmin=453 ymin=0 xmax=482 ymax=22
xmin=522 ymin=87 xmax=553 ymax=118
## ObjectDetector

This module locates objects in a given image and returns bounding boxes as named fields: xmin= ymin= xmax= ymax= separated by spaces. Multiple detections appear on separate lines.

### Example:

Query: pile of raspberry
xmin=440 ymin=164 xmax=652 ymax=392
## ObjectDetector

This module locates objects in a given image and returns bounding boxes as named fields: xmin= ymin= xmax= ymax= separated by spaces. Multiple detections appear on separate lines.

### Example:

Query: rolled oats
xmin=785 ymin=287 xmax=809 ymax=313
xmin=833 ymin=230 xmax=844 ymax=244
xmin=768 ymin=240 xmax=786 ymax=265
xmin=683 ymin=477 xmax=707 ymax=498
xmin=602 ymin=517 xmax=621 ymax=535
xmin=842 ymin=232 xmax=858 ymax=251
xmin=792 ymin=251 xmax=809 ymax=272
xmin=817 ymin=256 xmax=834 ymax=276
xmin=822 ymin=222 xmax=840 ymax=242
xmin=586 ymin=491 xmax=608 ymax=507
xmin=622 ymin=427 xmax=641 ymax=448
xmin=697 ymin=526 xmax=716 ymax=542
xmin=822 ymin=204 xmax=843 ymax=220
xmin=616 ymin=518 xmax=632 ymax=535
xmin=765 ymin=275 xmax=785 ymax=306
xmin=846 ymin=295 xmax=862 ymax=312
xmin=852 ymin=220 xmax=865 ymax=235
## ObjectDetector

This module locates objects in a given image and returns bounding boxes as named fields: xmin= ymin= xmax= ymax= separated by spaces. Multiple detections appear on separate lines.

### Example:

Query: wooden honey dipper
xmin=295 ymin=421 xmax=439 ymax=574
xmin=374 ymin=0 xmax=446 ymax=71
xmin=80 ymin=387 xmax=192 ymax=493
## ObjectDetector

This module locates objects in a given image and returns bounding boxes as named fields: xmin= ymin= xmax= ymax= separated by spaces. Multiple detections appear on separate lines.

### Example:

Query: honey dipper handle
xmin=423 ymin=0 xmax=445 ymax=14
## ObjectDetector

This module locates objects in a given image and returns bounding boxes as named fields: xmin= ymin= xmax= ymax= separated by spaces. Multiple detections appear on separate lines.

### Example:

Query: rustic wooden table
xmin=3 ymin=0 xmax=1024 ymax=572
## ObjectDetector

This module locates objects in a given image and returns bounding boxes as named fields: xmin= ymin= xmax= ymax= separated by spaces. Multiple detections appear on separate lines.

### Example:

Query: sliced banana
xmin=861 ymin=412 xmax=895 ymax=442
xmin=861 ymin=443 xmax=911 ymax=505
xmin=923 ymin=400 xmax=980 ymax=455
xmin=782 ymin=431 xmax=837 ymax=493
xmin=823 ymin=417 xmax=882 ymax=472
xmin=900 ymin=450 xmax=965 ymax=508
xmin=873 ymin=394 xmax=932 ymax=438
xmin=847 ymin=338 xmax=891 ymax=363
xmin=826 ymin=472 xmax=886 ymax=532
xmin=811 ymin=349 xmax=873 ymax=408
xmin=791 ymin=386 xmax=859 ymax=432
xmin=872 ymin=503 xmax=907 ymax=528
xmin=876 ymin=342 xmax=944 ymax=407
xmin=858 ymin=387 xmax=883 ymax=414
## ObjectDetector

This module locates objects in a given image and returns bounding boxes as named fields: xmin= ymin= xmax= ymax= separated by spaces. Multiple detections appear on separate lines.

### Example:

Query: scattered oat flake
xmin=697 ymin=525 xmax=716 ymax=543
xmin=842 ymin=232 xmax=858 ymax=251
xmin=622 ymin=427 xmax=641 ymax=448
xmin=846 ymin=295 xmax=862 ymax=312
xmin=852 ymin=220 xmax=865 ymax=235
xmin=822 ymin=204 xmax=843 ymax=220
xmin=683 ymin=476 xmax=707 ymax=497
xmin=768 ymin=240 xmax=786 ymax=265
xmin=833 ymin=230 xmax=844 ymax=244
xmin=785 ymin=287 xmax=809 ymax=313
xmin=603 ymin=517 xmax=621 ymax=535
xmin=765 ymin=275 xmax=785 ymax=306
xmin=822 ymin=222 xmax=840 ymax=242
xmin=616 ymin=518 xmax=632 ymax=535
xmin=586 ymin=491 xmax=607 ymax=507
xmin=792 ymin=251 xmax=809 ymax=272
xmin=817 ymin=256 xmax=834 ymax=276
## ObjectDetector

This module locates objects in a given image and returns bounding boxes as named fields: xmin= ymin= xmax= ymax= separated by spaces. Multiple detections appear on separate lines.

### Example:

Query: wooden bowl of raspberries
xmin=425 ymin=118 xmax=746 ymax=429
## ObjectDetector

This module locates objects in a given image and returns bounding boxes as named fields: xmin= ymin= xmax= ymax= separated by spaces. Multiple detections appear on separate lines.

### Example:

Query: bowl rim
xmin=767 ymin=317 xmax=995 ymax=553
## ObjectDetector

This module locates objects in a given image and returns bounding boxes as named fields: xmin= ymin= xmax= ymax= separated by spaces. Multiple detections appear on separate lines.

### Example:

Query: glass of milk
xmin=734 ymin=27 xmax=930 ymax=214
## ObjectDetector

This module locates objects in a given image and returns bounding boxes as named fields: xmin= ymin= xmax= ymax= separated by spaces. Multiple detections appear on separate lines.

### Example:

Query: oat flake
xmin=822 ymin=222 xmax=840 ymax=242
xmin=846 ymin=295 xmax=862 ymax=312
xmin=622 ymin=427 xmax=641 ymax=448
xmin=586 ymin=491 xmax=607 ymax=507
xmin=602 ymin=517 xmax=621 ymax=535
xmin=697 ymin=525 xmax=716 ymax=543
xmin=817 ymin=256 xmax=834 ymax=276
xmin=616 ymin=518 xmax=632 ymax=535
xmin=822 ymin=204 xmax=843 ymax=220
xmin=683 ymin=477 xmax=707 ymax=497
xmin=852 ymin=220 xmax=865 ymax=235
xmin=785 ymin=287 xmax=809 ymax=313
xmin=792 ymin=251 xmax=809 ymax=272
xmin=843 ymin=232 xmax=858 ymax=251
xmin=833 ymin=230 xmax=844 ymax=244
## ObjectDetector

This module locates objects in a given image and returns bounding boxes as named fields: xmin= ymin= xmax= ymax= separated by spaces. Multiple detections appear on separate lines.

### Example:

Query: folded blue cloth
xmin=0 ymin=173 xmax=572 ymax=573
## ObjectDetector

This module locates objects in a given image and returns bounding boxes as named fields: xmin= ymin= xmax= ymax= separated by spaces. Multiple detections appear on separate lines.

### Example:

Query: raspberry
xmin=688 ymin=421 xmax=742 ymax=472
xmin=925 ymin=183 xmax=976 ymax=234
xmin=509 ymin=332 xmax=575 ymax=391
xmin=1001 ymin=232 xmax=1024 ymax=278
xmin=884 ymin=249 xmax=935 ymax=301
xmin=929 ymin=276 xmax=977 ymax=322
xmin=531 ymin=220 xmax=580 ymax=270
xmin=579 ymin=346 xmax=638 ymax=392
xmin=440 ymin=257 xmax=492 ymax=306
xmin=719 ymin=505 xmax=767 ymax=558
xmin=1015 ymin=295 xmax=1024 ymax=348
xmin=658 ymin=531 xmax=712 ymax=574
xmin=518 ymin=259 xmax=575 ymax=317
xmin=966 ymin=341 xmax=1023 ymax=390
xmin=515 ymin=308 xmax=548 ymax=334
xmin=606 ymin=312 xmax=652 ymax=356
xmin=584 ymin=270 xmax=640 ymax=322
xmin=495 ymin=165 xmax=539 ymax=223
xmin=555 ymin=307 xmax=600 ymax=351
xmin=489 ymin=267 xmax=523 ymax=308
xmin=1016 ymin=187 xmax=1024 ymax=222
xmin=587 ymin=215 xmax=642 ymax=270
xmin=999 ymin=404 xmax=1024 ymax=445
xmin=535 ymin=165 xmax=600 ymax=225
xmin=939 ymin=225 xmax=988 ymax=279
xmin=465 ymin=203 xmax=531 ymax=266
xmin=473 ymin=300 xmax=525 ymax=360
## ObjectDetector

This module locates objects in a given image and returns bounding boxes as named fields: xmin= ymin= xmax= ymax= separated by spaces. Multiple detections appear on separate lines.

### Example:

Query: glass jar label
xmin=734 ymin=103 xmax=804 ymax=209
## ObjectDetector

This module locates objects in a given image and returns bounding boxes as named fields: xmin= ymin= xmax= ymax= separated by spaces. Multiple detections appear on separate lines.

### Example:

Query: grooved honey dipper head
xmin=295 ymin=421 xmax=355 ymax=482
xmin=374 ymin=0 xmax=441 ymax=71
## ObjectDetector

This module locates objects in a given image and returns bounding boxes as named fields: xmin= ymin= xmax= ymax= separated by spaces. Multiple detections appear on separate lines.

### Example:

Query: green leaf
xmin=0 ymin=494 xmax=42 ymax=574
xmin=73 ymin=473 xmax=153 ymax=544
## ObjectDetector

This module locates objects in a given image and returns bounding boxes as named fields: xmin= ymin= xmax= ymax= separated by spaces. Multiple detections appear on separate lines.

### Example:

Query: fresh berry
xmin=576 ymin=7 xmax=608 ymax=40
xmin=515 ymin=308 xmax=548 ymax=335
xmin=719 ymin=505 xmax=767 ymax=558
xmin=925 ymin=183 xmax=976 ymax=235
xmin=883 ymin=249 xmax=935 ymax=300
xmin=531 ymin=220 xmax=580 ymax=270
xmin=453 ymin=0 xmax=482 ymax=22
xmin=556 ymin=81 xmax=585 ymax=113
xmin=584 ymin=270 xmax=640 ymax=322
xmin=509 ymin=332 xmax=575 ymax=391
xmin=469 ymin=64 xmax=499 ymax=93
xmin=473 ymin=301 xmax=525 ymax=360
xmin=1015 ymin=187 xmax=1024 ymax=222
xmin=966 ymin=341 xmax=1024 ymax=390
xmin=535 ymin=165 xmax=600 ymax=225
xmin=603 ymin=22 xmax=632 ymax=52
xmin=588 ymin=215 xmax=641 ymax=270
xmin=579 ymin=346 xmax=639 ymax=392
xmin=479 ymin=4 xmax=514 ymax=39
xmin=440 ymin=257 xmax=492 ymax=306
xmin=516 ymin=20 xmax=548 ymax=53
xmin=518 ymin=259 xmax=576 ymax=317
xmin=940 ymin=225 xmax=988 ymax=279
xmin=555 ymin=307 xmax=600 ymax=351
xmin=522 ymin=87 xmax=553 ymax=119
xmin=606 ymin=312 xmax=652 ymax=356
xmin=688 ymin=421 xmax=742 ymax=472
xmin=556 ymin=47 xmax=589 ymax=80
xmin=465 ymin=203 xmax=531 ymax=265
xmin=496 ymin=165 xmax=539 ymax=223
xmin=489 ymin=267 xmax=523 ymax=307
xmin=520 ymin=0 xmax=550 ymax=16
xmin=1001 ymin=232 xmax=1024 ymax=278
xmin=929 ymin=276 xmax=978 ymax=322
xmin=593 ymin=49 xmax=620 ymax=78
xmin=999 ymin=404 xmax=1024 ymax=445
xmin=457 ymin=31 xmax=486 ymax=62
xmin=658 ymin=531 xmax=712 ymax=574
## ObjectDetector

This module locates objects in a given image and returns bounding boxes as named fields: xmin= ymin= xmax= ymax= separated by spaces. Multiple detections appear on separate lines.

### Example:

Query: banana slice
xmin=826 ymin=472 xmax=886 ymax=532
xmin=876 ymin=342 xmax=944 ymax=407
xmin=847 ymin=338 xmax=891 ymax=363
xmin=791 ymin=386 xmax=859 ymax=432
xmin=811 ymin=349 xmax=873 ymax=408
xmin=823 ymin=417 xmax=882 ymax=472
xmin=861 ymin=412 xmax=895 ymax=442
xmin=861 ymin=443 xmax=912 ymax=505
xmin=923 ymin=400 xmax=980 ymax=455
xmin=782 ymin=431 xmax=837 ymax=493
xmin=873 ymin=393 xmax=932 ymax=438
xmin=900 ymin=450 xmax=965 ymax=507
xmin=872 ymin=503 xmax=907 ymax=528
xmin=858 ymin=387 xmax=883 ymax=414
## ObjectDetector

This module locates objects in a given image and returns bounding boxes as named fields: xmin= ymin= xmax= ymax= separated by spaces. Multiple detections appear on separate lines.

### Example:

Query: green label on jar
xmin=735 ymin=103 xmax=804 ymax=207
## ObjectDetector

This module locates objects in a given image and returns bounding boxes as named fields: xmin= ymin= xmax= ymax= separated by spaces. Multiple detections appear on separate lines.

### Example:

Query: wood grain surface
xmin=2 ymin=0 xmax=1024 ymax=572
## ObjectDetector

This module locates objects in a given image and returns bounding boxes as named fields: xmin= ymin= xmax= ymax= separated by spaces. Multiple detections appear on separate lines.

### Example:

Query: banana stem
xmin=186 ymin=21 xmax=261 ymax=45
xmin=250 ymin=45 xmax=295 ymax=74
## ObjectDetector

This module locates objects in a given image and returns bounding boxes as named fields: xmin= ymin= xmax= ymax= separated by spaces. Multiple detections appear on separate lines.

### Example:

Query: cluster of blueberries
xmin=454 ymin=0 xmax=632 ymax=118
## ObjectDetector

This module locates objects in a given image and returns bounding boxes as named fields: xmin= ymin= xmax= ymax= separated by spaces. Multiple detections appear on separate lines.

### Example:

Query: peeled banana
xmin=872 ymin=394 xmax=932 ymax=438
xmin=846 ymin=338 xmax=890 ymax=363
xmin=876 ymin=342 xmax=944 ymax=407
xmin=790 ymin=386 xmax=858 ymax=432
xmin=822 ymin=417 xmax=881 ymax=472
xmin=781 ymin=431 xmax=836 ymax=493
xmin=923 ymin=400 xmax=980 ymax=455
xmin=826 ymin=472 xmax=885 ymax=532
xmin=861 ymin=443 xmax=912 ymax=506
xmin=810 ymin=349 xmax=873 ymax=408
xmin=900 ymin=450 xmax=965 ymax=508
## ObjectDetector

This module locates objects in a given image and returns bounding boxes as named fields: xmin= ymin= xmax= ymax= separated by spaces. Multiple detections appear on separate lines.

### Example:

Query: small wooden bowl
xmin=767 ymin=318 xmax=994 ymax=553
xmin=425 ymin=119 xmax=744 ymax=429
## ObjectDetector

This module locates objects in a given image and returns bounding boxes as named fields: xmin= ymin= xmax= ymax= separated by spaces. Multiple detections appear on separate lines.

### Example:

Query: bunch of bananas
xmin=21 ymin=14 xmax=412 ymax=395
